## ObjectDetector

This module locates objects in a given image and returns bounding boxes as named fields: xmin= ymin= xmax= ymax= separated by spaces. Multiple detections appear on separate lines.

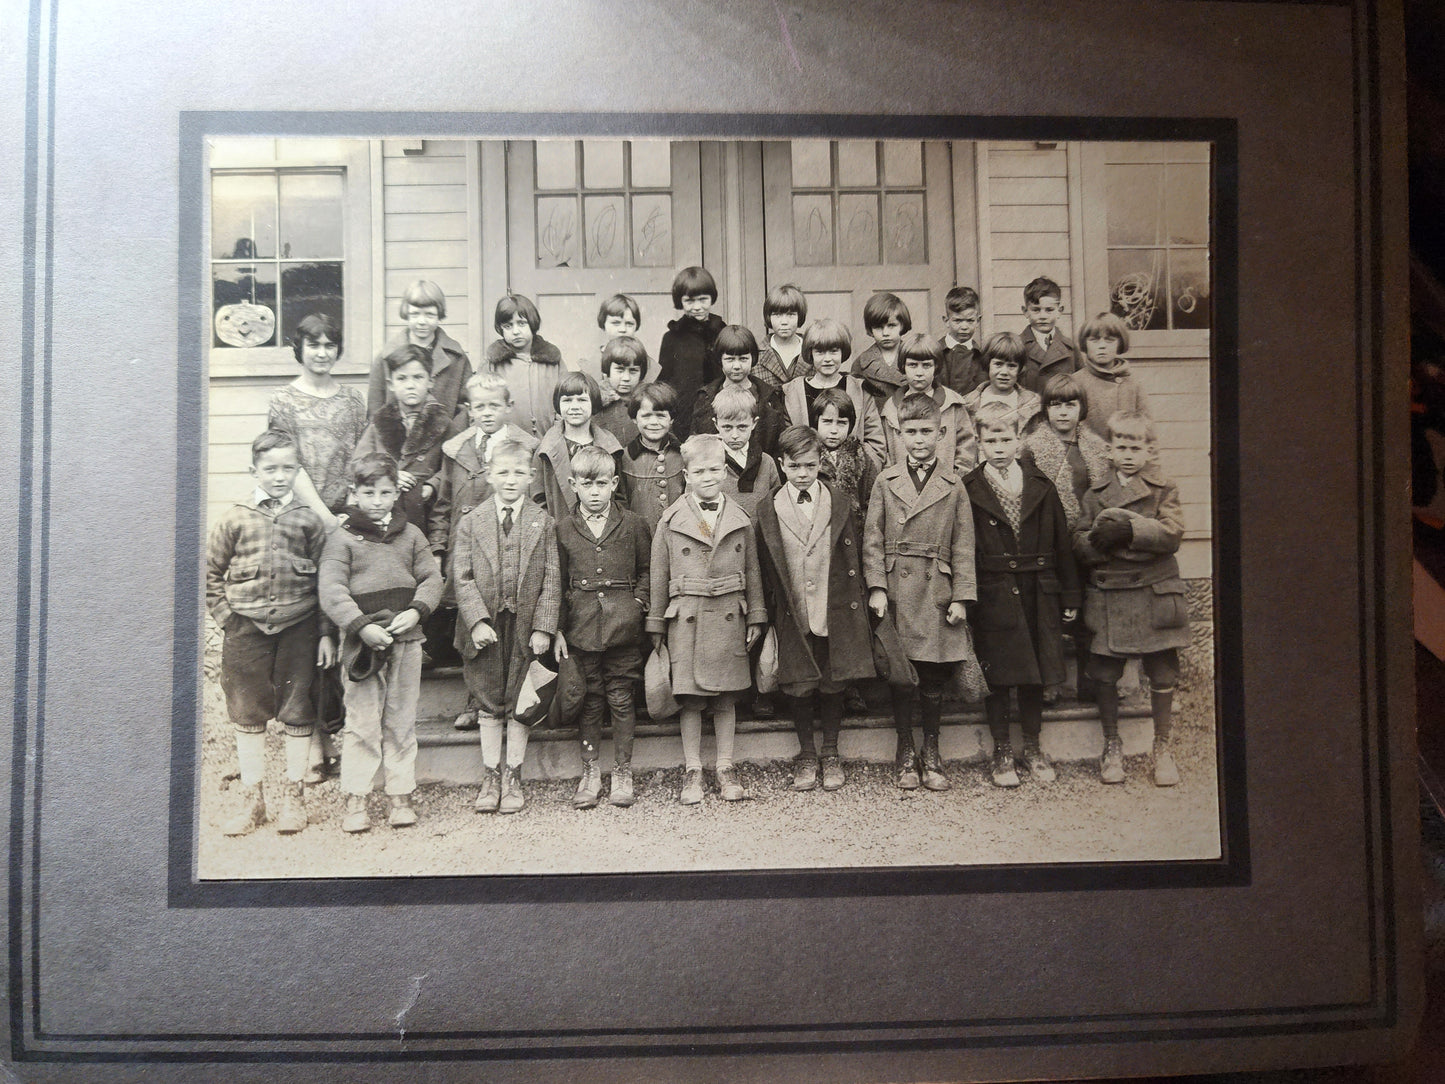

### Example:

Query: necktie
xmin=261 ymin=497 xmax=281 ymax=513
xmin=478 ymin=432 xmax=490 ymax=459
xmin=796 ymin=489 xmax=812 ymax=504
xmin=502 ymin=506 xmax=514 ymax=536
xmin=699 ymin=500 xmax=719 ymax=512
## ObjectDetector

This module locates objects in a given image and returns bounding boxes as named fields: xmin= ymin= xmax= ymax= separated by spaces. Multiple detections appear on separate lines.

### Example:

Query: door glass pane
xmin=280 ymin=262 xmax=344 ymax=346
xmin=883 ymin=192 xmax=927 ymax=264
xmin=883 ymin=141 xmax=923 ymax=187
xmin=1169 ymin=249 xmax=1211 ymax=330
xmin=1108 ymin=249 xmax=1167 ymax=331
xmin=631 ymin=194 xmax=673 ymax=266
xmin=534 ymin=141 xmax=577 ymax=190
xmin=536 ymin=196 xmax=580 ymax=268
xmin=792 ymin=194 xmax=834 ymax=265
xmin=790 ymin=141 xmax=831 ymax=188
xmin=1165 ymin=163 xmax=1210 ymax=245
xmin=212 ymin=263 xmax=278 ymax=347
xmin=583 ymin=194 xmax=627 ymax=267
xmin=211 ymin=173 xmax=277 ymax=259
xmin=837 ymin=140 xmax=878 ymax=187
xmin=837 ymin=193 xmax=880 ymax=265
xmin=583 ymin=140 xmax=625 ymax=189
xmin=629 ymin=141 xmax=672 ymax=188
xmin=278 ymin=172 xmax=343 ymax=259
xmin=1105 ymin=164 xmax=1164 ymax=246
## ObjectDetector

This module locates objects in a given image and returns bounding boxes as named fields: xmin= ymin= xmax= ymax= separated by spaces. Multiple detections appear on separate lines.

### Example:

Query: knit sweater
xmin=319 ymin=506 xmax=443 ymax=641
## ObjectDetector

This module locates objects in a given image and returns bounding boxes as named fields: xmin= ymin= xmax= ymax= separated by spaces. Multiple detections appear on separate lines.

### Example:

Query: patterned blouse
xmin=267 ymin=383 xmax=368 ymax=512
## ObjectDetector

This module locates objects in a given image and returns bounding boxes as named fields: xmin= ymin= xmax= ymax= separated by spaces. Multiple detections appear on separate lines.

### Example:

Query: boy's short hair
xmin=712 ymin=385 xmax=758 ymax=423
xmin=1023 ymin=276 xmax=1063 ymax=306
xmin=763 ymin=283 xmax=808 ymax=328
xmin=1040 ymin=373 xmax=1089 ymax=420
xmin=809 ymin=386 xmax=856 ymax=427
xmin=629 ymin=381 xmax=677 ymax=420
xmin=944 ymin=285 xmax=980 ymax=315
xmin=862 ymin=292 xmax=912 ymax=335
xmin=713 ymin=324 xmax=759 ymax=364
xmin=899 ymin=331 xmax=945 ymax=368
xmin=569 ymin=444 xmax=617 ymax=482
xmin=494 ymin=292 xmax=542 ymax=334
xmin=399 ymin=279 xmax=447 ymax=320
xmin=974 ymin=401 xmax=1021 ymax=435
xmin=386 ymin=343 xmax=434 ymax=375
xmin=351 ymin=451 xmax=399 ymax=487
xmin=897 ymin=391 xmax=943 ymax=426
xmin=776 ymin=424 xmax=823 ymax=462
xmin=290 ymin=312 xmax=343 ymax=362
xmin=600 ymin=335 xmax=650 ymax=379
xmin=1105 ymin=410 xmax=1157 ymax=445
xmin=801 ymin=317 xmax=853 ymax=365
xmin=552 ymin=369 xmax=602 ymax=412
xmin=1077 ymin=311 xmax=1131 ymax=355
xmin=488 ymin=439 xmax=534 ymax=470
xmin=680 ymin=432 xmax=727 ymax=467
xmin=981 ymin=331 xmax=1026 ymax=367
xmin=671 ymin=266 xmax=717 ymax=308
xmin=251 ymin=429 xmax=297 ymax=463
xmin=465 ymin=372 xmax=512 ymax=405
xmin=597 ymin=292 xmax=641 ymax=330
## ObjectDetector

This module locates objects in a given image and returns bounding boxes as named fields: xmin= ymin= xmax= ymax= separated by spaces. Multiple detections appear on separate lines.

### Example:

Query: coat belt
xmin=670 ymin=573 xmax=744 ymax=597
xmin=885 ymin=540 xmax=940 ymax=558
xmin=1089 ymin=558 xmax=1181 ymax=589
xmin=570 ymin=578 xmax=636 ymax=589
xmin=977 ymin=552 xmax=1055 ymax=573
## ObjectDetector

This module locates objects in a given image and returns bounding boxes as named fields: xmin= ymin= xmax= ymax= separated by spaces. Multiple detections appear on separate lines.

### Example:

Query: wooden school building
xmin=204 ymin=136 xmax=1214 ymax=578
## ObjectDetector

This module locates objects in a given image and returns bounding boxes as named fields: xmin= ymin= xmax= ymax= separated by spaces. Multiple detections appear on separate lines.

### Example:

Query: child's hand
xmin=529 ymin=631 xmax=552 ymax=657
xmin=868 ymin=588 xmax=889 ymax=618
xmin=1062 ymin=607 xmax=1078 ymax=622
xmin=386 ymin=609 xmax=420 ymax=636
xmin=650 ymin=632 xmax=665 ymax=653
xmin=945 ymin=601 xmax=968 ymax=626
xmin=322 ymin=511 xmax=341 ymax=532
xmin=471 ymin=621 xmax=498 ymax=650
xmin=316 ymin=636 xmax=337 ymax=668
xmin=553 ymin=632 xmax=568 ymax=660
xmin=421 ymin=483 xmax=434 ymax=502
xmin=745 ymin=624 xmax=762 ymax=650
xmin=397 ymin=470 xmax=417 ymax=492
xmin=360 ymin=624 xmax=393 ymax=649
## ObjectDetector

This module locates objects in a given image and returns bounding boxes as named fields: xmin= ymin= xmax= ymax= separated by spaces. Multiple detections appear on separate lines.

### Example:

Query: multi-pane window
xmin=210 ymin=169 xmax=345 ymax=349
xmin=1103 ymin=144 xmax=1211 ymax=332
xmin=533 ymin=140 xmax=674 ymax=269
xmin=789 ymin=140 xmax=927 ymax=267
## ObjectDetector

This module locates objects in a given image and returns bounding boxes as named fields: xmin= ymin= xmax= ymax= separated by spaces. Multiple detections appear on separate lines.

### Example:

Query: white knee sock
xmin=680 ymin=708 xmax=703 ymax=771
xmin=479 ymin=718 xmax=504 ymax=768
xmin=506 ymin=721 xmax=529 ymax=768
xmin=284 ymin=733 xmax=310 ymax=782
xmin=308 ymin=730 xmax=325 ymax=769
xmin=713 ymin=701 xmax=737 ymax=770
xmin=235 ymin=731 xmax=267 ymax=787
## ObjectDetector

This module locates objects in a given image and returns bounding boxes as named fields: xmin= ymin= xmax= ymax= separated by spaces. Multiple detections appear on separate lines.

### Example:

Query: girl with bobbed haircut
xmin=291 ymin=312 xmax=343 ymax=362
xmin=801 ymin=317 xmax=853 ymax=367
xmin=483 ymin=291 xmax=570 ymax=439
xmin=367 ymin=279 xmax=471 ymax=422
xmin=399 ymin=279 xmax=447 ymax=321
xmin=494 ymin=292 xmax=542 ymax=335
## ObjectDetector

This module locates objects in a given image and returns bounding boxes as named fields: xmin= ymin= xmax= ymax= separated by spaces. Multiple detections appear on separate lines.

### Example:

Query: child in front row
xmin=451 ymin=440 xmax=562 ymax=813
xmin=753 ymin=282 xmax=811 ymax=390
xmin=554 ymin=446 xmax=652 ymax=809
xmin=863 ymin=393 xmax=979 ymax=792
xmin=533 ymin=371 xmax=625 ymax=520
xmin=964 ymin=402 xmax=1080 ymax=788
xmin=351 ymin=344 xmax=453 ymax=530
xmin=881 ymin=332 xmax=977 ymax=476
xmin=1074 ymin=411 xmax=1191 ymax=787
xmin=319 ymin=452 xmax=443 ymax=832
xmin=755 ymin=426 xmax=876 ymax=792
xmin=593 ymin=333 xmax=647 ymax=447
xmin=850 ymin=291 xmax=911 ymax=401
xmin=658 ymin=266 xmax=725 ymax=438
xmin=963 ymin=332 xmax=1043 ymax=436
xmin=648 ymin=434 xmax=767 ymax=805
xmin=714 ymin=385 xmax=781 ymax=520
xmin=207 ymin=430 xmax=333 ymax=836
xmin=620 ymin=381 xmax=686 ymax=535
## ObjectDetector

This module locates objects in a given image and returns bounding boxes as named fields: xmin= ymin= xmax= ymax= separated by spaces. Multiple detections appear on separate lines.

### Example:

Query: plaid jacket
xmin=206 ymin=498 xmax=328 ymax=635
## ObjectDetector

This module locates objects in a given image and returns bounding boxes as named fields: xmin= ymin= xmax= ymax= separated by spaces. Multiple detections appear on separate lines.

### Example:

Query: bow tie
xmin=698 ymin=500 xmax=719 ymax=512
xmin=911 ymin=462 xmax=931 ymax=474
xmin=796 ymin=489 xmax=812 ymax=504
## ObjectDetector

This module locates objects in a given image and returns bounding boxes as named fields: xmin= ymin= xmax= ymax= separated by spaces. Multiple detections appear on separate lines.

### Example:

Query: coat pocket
xmin=1149 ymin=580 xmax=1189 ymax=629
xmin=226 ymin=562 xmax=259 ymax=583
xmin=973 ymin=580 xmax=1019 ymax=631
xmin=291 ymin=557 xmax=318 ymax=575
xmin=1039 ymin=573 xmax=1062 ymax=595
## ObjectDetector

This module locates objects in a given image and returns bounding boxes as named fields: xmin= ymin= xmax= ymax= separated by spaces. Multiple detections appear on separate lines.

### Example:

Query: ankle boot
xmin=341 ymin=793 xmax=370 ymax=833
xmin=474 ymin=766 xmax=501 ymax=813
xmin=274 ymin=782 xmax=307 ymax=834
xmin=920 ymin=732 xmax=950 ymax=791
xmin=573 ymin=759 xmax=603 ymax=809
xmin=991 ymin=743 xmax=1020 ymax=787
xmin=222 ymin=783 xmax=267 ymax=836
xmin=895 ymin=730 xmax=920 ymax=790
xmin=499 ymin=765 xmax=526 ymax=814
xmin=609 ymin=763 xmax=635 ymax=807
xmin=1096 ymin=684 xmax=1125 ymax=784
xmin=387 ymin=793 xmax=418 ymax=827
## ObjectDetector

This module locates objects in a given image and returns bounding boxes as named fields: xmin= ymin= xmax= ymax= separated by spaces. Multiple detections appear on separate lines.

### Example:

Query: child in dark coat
xmin=593 ymin=333 xmax=646 ymax=447
xmin=657 ymin=265 xmax=726 ymax=438
xmin=1019 ymin=275 xmax=1080 ymax=394
xmin=965 ymin=402 xmax=1081 ymax=787
xmin=619 ymin=381 xmax=686 ymax=535
xmin=351 ymin=343 xmax=453 ymax=531
xmin=689 ymin=324 xmax=784 ymax=454
xmin=938 ymin=285 xmax=986 ymax=396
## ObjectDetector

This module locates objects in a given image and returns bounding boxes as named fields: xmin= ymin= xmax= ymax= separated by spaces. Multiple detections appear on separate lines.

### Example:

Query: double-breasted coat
xmin=555 ymin=502 xmax=652 ymax=653
xmin=1073 ymin=467 xmax=1191 ymax=657
xmin=754 ymin=482 xmax=875 ymax=689
xmin=880 ymin=384 xmax=978 ymax=476
xmin=964 ymin=463 xmax=1082 ymax=687
xmin=862 ymin=462 xmax=979 ymax=663
xmin=646 ymin=495 xmax=766 ymax=697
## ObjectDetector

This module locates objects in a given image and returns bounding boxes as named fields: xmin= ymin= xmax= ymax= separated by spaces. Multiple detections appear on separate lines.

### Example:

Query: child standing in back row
xmin=620 ymin=382 xmax=686 ymax=535
xmin=658 ymin=266 xmax=726 ymax=438
xmin=351 ymin=344 xmax=453 ymax=532
xmin=1019 ymin=276 xmax=1079 ymax=394
xmin=593 ymin=334 xmax=647 ymax=447
xmin=1073 ymin=313 xmax=1151 ymax=440
xmin=753 ymin=282 xmax=812 ymax=391
xmin=850 ymin=292 xmax=910 ymax=401
xmin=483 ymin=292 xmax=570 ymax=439
xmin=880 ymin=332 xmax=977 ymax=476
xmin=533 ymin=371 xmax=625 ymax=521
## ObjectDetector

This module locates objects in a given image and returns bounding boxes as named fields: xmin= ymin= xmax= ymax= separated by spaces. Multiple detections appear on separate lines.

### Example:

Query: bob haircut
xmin=1077 ymin=311 xmax=1131 ymax=354
xmin=629 ymin=381 xmax=678 ymax=420
xmin=974 ymin=400 xmax=1021 ymax=435
xmin=713 ymin=324 xmax=759 ymax=364
xmin=981 ymin=331 xmax=1027 ymax=368
xmin=802 ymin=317 xmax=853 ymax=366
xmin=464 ymin=372 xmax=512 ymax=406
xmin=251 ymin=428 xmax=298 ymax=463
xmin=711 ymin=385 xmax=758 ymax=423
xmin=896 ymin=390 xmax=943 ymax=426
xmin=944 ymin=285 xmax=980 ymax=314
xmin=600 ymin=335 xmax=649 ymax=379
xmin=290 ymin=312 xmax=343 ymax=362
xmin=386 ymin=343 xmax=434 ymax=375
xmin=776 ymin=424 xmax=823 ymax=462
xmin=350 ymin=451 xmax=400 ymax=488
xmin=399 ymin=280 xmax=447 ymax=321
xmin=494 ymin=292 xmax=542 ymax=335
xmin=569 ymin=444 xmax=617 ymax=482
xmin=552 ymin=370 xmax=603 ymax=413
xmin=597 ymin=292 xmax=641 ymax=330
xmin=1105 ymin=409 xmax=1158 ymax=445
xmin=763 ymin=282 xmax=808 ymax=327
xmin=487 ymin=439 xmax=535 ymax=471
xmin=1040 ymin=373 xmax=1089 ymax=420
xmin=809 ymin=385 xmax=857 ymax=427
xmin=899 ymin=331 xmax=945 ymax=367
xmin=862 ymin=291 xmax=912 ymax=335
xmin=671 ymin=266 xmax=718 ymax=308
xmin=679 ymin=432 xmax=727 ymax=467
xmin=1023 ymin=276 xmax=1063 ymax=306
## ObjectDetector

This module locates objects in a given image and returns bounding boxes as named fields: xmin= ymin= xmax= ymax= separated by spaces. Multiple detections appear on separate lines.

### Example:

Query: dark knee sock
xmin=1018 ymin=685 xmax=1044 ymax=744
xmin=787 ymin=693 xmax=817 ymax=759
xmin=890 ymin=683 xmax=915 ymax=736
xmin=1096 ymin=683 xmax=1120 ymax=740
xmin=918 ymin=688 xmax=943 ymax=736
xmin=818 ymin=692 xmax=843 ymax=757
xmin=984 ymin=691 xmax=1011 ymax=747
xmin=1151 ymin=688 xmax=1174 ymax=743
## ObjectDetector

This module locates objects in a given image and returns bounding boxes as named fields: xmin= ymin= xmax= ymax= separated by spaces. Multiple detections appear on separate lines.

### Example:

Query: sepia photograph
xmin=194 ymin=130 xmax=1221 ymax=879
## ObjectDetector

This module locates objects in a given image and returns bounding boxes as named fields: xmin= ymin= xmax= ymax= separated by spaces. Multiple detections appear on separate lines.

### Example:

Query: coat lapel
xmin=516 ymin=502 xmax=544 ymax=586
xmin=756 ymin=499 xmax=805 ymax=621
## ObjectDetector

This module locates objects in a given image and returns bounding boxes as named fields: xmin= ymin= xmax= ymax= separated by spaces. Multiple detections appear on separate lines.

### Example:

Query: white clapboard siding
xmin=986 ymin=146 xmax=1075 ymax=336
xmin=1132 ymin=357 xmax=1212 ymax=543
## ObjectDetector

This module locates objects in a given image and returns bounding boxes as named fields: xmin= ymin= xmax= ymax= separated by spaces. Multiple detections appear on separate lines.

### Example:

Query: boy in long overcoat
xmin=755 ymin=426 xmax=875 ymax=792
xmin=1074 ymin=410 xmax=1191 ymax=787
xmin=647 ymin=433 xmax=766 ymax=805
xmin=862 ymin=392 xmax=979 ymax=791
xmin=965 ymin=403 xmax=1081 ymax=788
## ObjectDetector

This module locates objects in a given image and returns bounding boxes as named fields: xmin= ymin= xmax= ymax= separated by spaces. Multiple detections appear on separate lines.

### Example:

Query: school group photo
xmin=196 ymin=134 xmax=1220 ymax=877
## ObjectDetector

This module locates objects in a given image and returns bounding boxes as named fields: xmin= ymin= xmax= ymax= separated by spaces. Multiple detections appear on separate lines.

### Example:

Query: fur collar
xmin=337 ymin=504 xmax=410 ymax=543
xmin=370 ymin=397 xmax=453 ymax=460
xmin=665 ymin=312 xmax=726 ymax=339
xmin=485 ymin=335 xmax=563 ymax=368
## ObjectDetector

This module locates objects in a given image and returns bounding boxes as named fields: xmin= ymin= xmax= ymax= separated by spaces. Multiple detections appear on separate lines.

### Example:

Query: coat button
xmin=847 ymin=569 xmax=856 ymax=577
xmin=735 ymin=543 xmax=742 ymax=552
xmin=681 ymin=547 xmax=690 ymax=555
xmin=1037 ymin=557 xmax=1045 ymax=566
xmin=581 ymin=579 xmax=589 ymax=585
xmin=686 ymin=615 xmax=695 ymax=623
xmin=596 ymin=567 xmax=603 ymax=573
xmin=1012 ymin=587 xmax=1020 ymax=595
xmin=1008 ymin=560 xmax=1017 ymax=569
xmin=462 ymin=505 xmax=472 ymax=513
xmin=725 ymin=612 xmax=734 ymax=621
xmin=990 ymin=519 xmax=997 ymax=526
xmin=901 ymin=569 xmax=909 ymax=577
xmin=598 ymin=592 xmax=605 ymax=599
xmin=843 ymin=538 xmax=851 ymax=545
xmin=850 ymin=601 xmax=858 ymax=609
xmin=898 ymin=516 xmax=906 ymax=525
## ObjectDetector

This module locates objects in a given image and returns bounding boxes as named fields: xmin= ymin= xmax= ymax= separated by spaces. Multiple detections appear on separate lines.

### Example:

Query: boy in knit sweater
xmin=320 ymin=452 xmax=443 ymax=832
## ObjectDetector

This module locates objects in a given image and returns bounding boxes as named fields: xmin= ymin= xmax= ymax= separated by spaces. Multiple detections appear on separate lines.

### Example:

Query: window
xmin=532 ymin=140 xmax=675 ymax=269
xmin=788 ymin=140 xmax=927 ymax=267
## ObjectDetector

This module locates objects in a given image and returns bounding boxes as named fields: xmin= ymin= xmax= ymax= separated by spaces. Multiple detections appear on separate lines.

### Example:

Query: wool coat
xmin=754 ymin=340 xmax=811 ymax=390
xmin=719 ymin=444 xmax=780 ymax=519
xmin=427 ymin=423 xmax=539 ymax=554
xmin=939 ymin=339 xmax=986 ymax=396
xmin=532 ymin=422 xmax=625 ymax=521
xmin=646 ymin=494 xmax=766 ymax=697
xmin=780 ymin=375 xmax=887 ymax=469
xmin=961 ymin=384 xmax=1044 ymax=436
xmin=754 ymin=482 xmax=875 ymax=688
xmin=366 ymin=327 xmax=473 ymax=420
xmin=1021 ymin=423 xmax=1112 ymax=530
xmin=1021 ymin=328 xmax=1079 ymax=394
xmin=850 ymin=342 xmax=906 ymax=400
xmin=620 ymin=435 xmax=686 ymax=535
xmin=964 ymin=464 xmax=1081 ymax=687
xmin=862 ymin=462 xmax=979 ymax=664
xmin=1073 ymin=467 xmax=1191 ymax=657
xmin=481 ymin=335 xmax=571 ymax=440
xmin=1075 ymin=357 xmax=1151 ymax=439
xmin=657 ymin=312 xmax=726 ymax=436
xmin=880 ymin=384 xmax=978 ymax=476
xmin=351 ymin=396 xmax=453 ymax=528
xmin=592 ymin=396 xmax=639 ymax=448
xmin=555 ymin=502 xmax=652 ymax=653
xmin=689 ymin=374 xmax=785 ymax=454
